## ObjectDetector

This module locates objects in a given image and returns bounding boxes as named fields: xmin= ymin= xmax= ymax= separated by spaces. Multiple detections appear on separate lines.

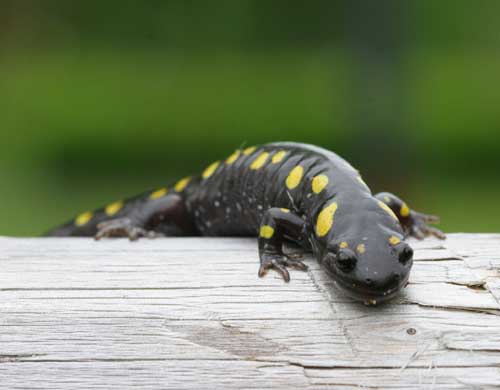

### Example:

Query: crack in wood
xmin=305 ymin=266 xmax=360 ymax=357
xmin=0 ymin=354 xmax=47 ymax=363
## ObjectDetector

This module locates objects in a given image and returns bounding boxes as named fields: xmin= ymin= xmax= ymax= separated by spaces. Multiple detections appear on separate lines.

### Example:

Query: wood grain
xmin=1 ymin=234 xmax=499 ymax=389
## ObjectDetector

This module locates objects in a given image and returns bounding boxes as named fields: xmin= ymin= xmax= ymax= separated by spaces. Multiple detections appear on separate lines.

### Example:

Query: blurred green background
xmin=1 ymin=0 xmax=499 ymax=236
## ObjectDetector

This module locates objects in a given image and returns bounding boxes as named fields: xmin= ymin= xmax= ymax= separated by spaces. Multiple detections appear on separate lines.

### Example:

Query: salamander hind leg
xmin=96 ymin=193 xmax=196 ymax=241
xmin=257 ymin=208 xmax=310 ymax=282
xmin=95 ymin=218 xmax=164 ymax=241
xmin=375 ymin=192 xmax=445 ymax=240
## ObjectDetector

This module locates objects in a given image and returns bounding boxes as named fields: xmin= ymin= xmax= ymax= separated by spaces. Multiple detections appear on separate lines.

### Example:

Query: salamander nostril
xmin=392 ymin=272 xmax=401 ymax=283
xmin=365 ymin=278 xmax=373 ymax=286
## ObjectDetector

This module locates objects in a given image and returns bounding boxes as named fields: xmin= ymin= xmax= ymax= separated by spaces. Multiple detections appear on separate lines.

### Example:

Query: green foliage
xmin=1 ymin=1 xmax=499 ymax=235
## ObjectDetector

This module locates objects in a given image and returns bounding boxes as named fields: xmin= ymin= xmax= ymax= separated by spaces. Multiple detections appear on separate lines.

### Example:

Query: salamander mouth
xmin=332 ymin=272 xmax=409 ymax=305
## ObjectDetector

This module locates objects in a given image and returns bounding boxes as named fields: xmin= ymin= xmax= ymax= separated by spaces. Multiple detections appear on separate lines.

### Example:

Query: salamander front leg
xmin=375 ymin=192 xmax=445 ymax=239
xmin=257 ymin=208 xmax=310 ymax=282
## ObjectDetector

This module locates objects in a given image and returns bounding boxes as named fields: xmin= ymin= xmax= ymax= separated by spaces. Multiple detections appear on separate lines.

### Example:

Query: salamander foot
xmin=95 ymin=218 xmax=164 ymax=241
xmin=407 ymin=211 xmax=446 ymax=240
xmin=258 ymin=254 xmax=308 ymax=282
xmin=374 ymin=192 xmax=446 ymax=240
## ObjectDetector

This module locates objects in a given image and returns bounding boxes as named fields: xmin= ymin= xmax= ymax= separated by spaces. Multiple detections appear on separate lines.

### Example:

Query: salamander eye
xmin=323 ymin=252 xmax=337 ymax=271
xmin=336 ymin=249 xmax=357 ymax=272
xmin=399 ymin=244 xmax=414 ymax=265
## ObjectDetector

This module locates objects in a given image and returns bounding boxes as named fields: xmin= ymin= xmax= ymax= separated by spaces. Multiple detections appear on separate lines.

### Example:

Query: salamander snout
xmin=362 ymin=271 xmax=402 ymax=292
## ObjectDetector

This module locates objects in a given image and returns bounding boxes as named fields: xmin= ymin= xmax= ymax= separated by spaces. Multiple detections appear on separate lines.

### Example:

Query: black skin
xmin=47 ymin=142 xmax=445 ymax=305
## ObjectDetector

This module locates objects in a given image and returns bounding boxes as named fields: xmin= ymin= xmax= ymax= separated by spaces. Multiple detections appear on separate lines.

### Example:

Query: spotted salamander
xmin=47 ymin=142 xmax=445 ymax=305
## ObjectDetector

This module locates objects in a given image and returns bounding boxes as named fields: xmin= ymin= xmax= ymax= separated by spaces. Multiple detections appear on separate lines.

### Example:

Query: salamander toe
xmin=408 ymin=211 xmax=446 ymax=240
xmin=95 ymin=218 xmax=164 ymax=241
xmin=258 ymin=254 xmax=308 ymax=283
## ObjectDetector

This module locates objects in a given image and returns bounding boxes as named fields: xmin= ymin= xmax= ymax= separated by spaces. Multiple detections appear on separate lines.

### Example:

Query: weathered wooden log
xmin=1 ymin=234 xmax=499 ymax=389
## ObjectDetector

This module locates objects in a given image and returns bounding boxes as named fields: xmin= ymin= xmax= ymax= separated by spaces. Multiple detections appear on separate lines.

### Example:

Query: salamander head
xmin=320 ymin=232 xmax=413 ymax=305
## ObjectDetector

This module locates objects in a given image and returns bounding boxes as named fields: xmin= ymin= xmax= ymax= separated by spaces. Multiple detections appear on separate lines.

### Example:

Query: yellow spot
xmin=378 ymin=201 xmax=398 ymax=221
xmin=389 ymin=236 xmax=401 ymax=246
xmin=150 ymin=188 xmax=168 ymax=200
xmin=356 ymin=243 xmax=366 ymax=254
xmin=357 ymin=176 xmax=369 ymax=188
xmin=280 ymin=208 xmax=290 ymax=213
xmin=225 ymin=150 xmax=240 ymax=165
xmin=312 ymin=174 xmax=329 ymax=194
xmin=242 ymin=146 xmax=256 ymax=155
xmin=250 ymin=152 xmax=269 ymax=170
xmin=174 ymin=176 xmax=191 ymax=192
xmin=105 ymin=201 xmax=123 ymax=216
xmin=340 ymin=241 xmax=348 ymax=249
xmin=383 ymin=195 xmax=391 ymax=203
xmin=400 ymin=202 xmax=410 ymax=217
xmin=260 ymin=225 xmax=274 ymax=239
xmin=75 ymin=211 xmax=93 ymax=226
xmin=315 ymin=202 xmax=338 ymax=237
xmin=202 ymin=161 xmax=220 ymax=179
xmin=286 ymin=165 xmax=304 ymax=190
xmin=272 ymin=150 xmax=287 ymax=164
